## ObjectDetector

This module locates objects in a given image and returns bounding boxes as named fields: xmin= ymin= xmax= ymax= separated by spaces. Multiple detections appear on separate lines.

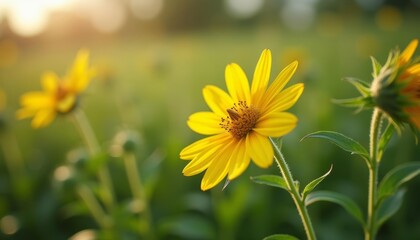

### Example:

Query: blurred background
xmin=0 ymin=0 xmax=419 ymax=239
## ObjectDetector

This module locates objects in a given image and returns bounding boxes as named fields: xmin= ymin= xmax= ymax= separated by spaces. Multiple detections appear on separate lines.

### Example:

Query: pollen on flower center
xmin=219 ymin=101 xmax=260 ymax=139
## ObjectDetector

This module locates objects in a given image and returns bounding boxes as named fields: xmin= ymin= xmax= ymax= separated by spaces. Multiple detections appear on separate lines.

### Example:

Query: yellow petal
xmin=254 ymin=112 xmax=297 ymax=137
xmin=200 ymin=140 xmax=235 ymax=190
xmin=225 ymin=63 xmax=250 ymax=103
xmin=20 ymin=92 xmax=53 ymax=108
xmin=187 ymin=111 xmax=224 ymax=135
xmin=16 ymin=108 xmax=36 ymax=119
xmin=182 ymin=144 xmax=221 ymax=176
xmin=180 ymin=133 xmax=231 ymax=160
xmin=203 ymin=85 xmax=233 ymax=117
xmin=57 ymin=94 xmax=76 ymax=113
xmin=227 ymin=138 xmax=250 ymax=180
xmin=263 ymin=83 xmax=304 ymax=114
xmin=31 ymin=109 xmax=56 ymax=128
xmin=246 ymin=131 xmax=273 ymax=168
xmin=399 ymin=39 xmax=418 ymax=66
xmin=251 ymin=49 xmax=272 ymax=106
xmin=67 ymin=49 xmax=91 ymax=92
xmin=41 ymin=72 xmax=59 ymax=93
xmin=261 ymin=61 xmax=298 ymax=108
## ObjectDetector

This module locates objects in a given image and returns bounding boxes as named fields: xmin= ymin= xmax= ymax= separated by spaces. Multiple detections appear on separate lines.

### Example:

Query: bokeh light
xmin=280 ymin=0 xmax=317 ymax=31
xmin=224 ymin=0 xmax=264 ymax=19
xmin=375 ymin=5 xmax=402 ymax=31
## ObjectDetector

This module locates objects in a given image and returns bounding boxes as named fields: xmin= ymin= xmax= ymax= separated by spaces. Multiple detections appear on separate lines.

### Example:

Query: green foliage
xmin=377 ymin=123 xmax=395 ymax=160
xmin=305 ymin=191 xmax=365 ymax=228
xmin=375 ymin=189 xmax=405 ymax=233
xmin=250 ymin=175 xmax=290 ymax=192
xmin=302 ymin=165 xmax=333 ymax=200
xmin=263 ymin=234 xmax=300 ymax=240
xmin=301 ymin=131 xmax=370 ymax=165
xmin=377 ymin=162 xmax=420 ymax=202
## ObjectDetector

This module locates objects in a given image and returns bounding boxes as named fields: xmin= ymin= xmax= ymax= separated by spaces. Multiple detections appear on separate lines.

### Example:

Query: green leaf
xmin=343 ymin=77 xmax=371 ymax=96
xmin=250 ymin=175 xmax=289 ymax=192
xmin=263 ymin=234 xmax=300 ymax=240
xmin=332 ymin=96 xmax=371 ymax=108
xmin=378 ymin=162 xmax=420 ymax=201
xmin=302 ymin=165 xmax=333 ymax=199
xmin=305 ymin=191 xmax=365 ymax=227
xmin=377 ymin=123 xmax=394 ymax=161
xmin=375 ymin=189 xmax=405 ymax=233
xmin=301 ymin=131 xmax=370 ymax=164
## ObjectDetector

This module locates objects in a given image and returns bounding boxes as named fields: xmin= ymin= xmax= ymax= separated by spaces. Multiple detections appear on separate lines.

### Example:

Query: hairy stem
xmin=270 ymin=138 xmax=317 ymax=240
xmin=365 ymin=108 xmax=382 ymax=240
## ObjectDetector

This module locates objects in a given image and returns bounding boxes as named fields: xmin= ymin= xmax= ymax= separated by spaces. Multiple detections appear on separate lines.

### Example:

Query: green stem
xmin=123 ymin=153 xmax=154 ymax=239
xmin=365 ymin=108 xmax=382 ymax=240
xmin=71 ymin=109 xmax=115 ymax=212
xmin=270 ymin=138 xmax=317 ymax=240
xmin=77 ymin=184 xmax=112 ymax=229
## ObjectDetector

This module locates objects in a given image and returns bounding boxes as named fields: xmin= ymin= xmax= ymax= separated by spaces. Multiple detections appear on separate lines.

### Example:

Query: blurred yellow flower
xmin=371 ymin=39 xmax=420 ymax=130
xmin=180 ymin=49 xmax=304 ymax=191
xmin=16 ymin=50 xmax=95 ymax=128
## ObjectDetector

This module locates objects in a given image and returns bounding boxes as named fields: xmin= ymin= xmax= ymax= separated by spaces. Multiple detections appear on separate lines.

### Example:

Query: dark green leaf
xmin=301 ymin=131 xmax=370 ymax=164
xmin=263 ymin=234 xmax=300 ymax=240
xmin=305 ymin=191 xmax=365 ymax=227
xmin=378 ymin=162 xmax=420 ymax=201
xmin=251 ymin=175 xmax=289 ymax=192
xmin=302 ymin=165 xmax=333 ymax=199
xmin=377 ymin=123 xmax=395 ymax=160
xmin=375 ymin=189 xmax=405 ymax=233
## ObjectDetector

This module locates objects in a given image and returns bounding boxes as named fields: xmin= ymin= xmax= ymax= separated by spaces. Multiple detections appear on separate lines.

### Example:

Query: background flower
xmin=16 ymin=50 xmax=95 ymax=128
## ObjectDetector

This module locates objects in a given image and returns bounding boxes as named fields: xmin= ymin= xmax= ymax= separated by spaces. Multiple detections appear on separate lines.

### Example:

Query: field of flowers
xmin=0 ymin=2 xmax=419 ymax=240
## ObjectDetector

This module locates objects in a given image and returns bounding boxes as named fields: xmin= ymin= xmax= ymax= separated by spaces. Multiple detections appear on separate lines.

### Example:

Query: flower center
xmin=220 ymin=101 xmax=260 ymax=139
xmin=55 ymin=85 xmax=77 ymax=114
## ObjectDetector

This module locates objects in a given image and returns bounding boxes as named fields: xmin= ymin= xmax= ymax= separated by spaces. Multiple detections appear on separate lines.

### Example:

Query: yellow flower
xmin=16 ymin=49 xmax=95 ymax=128
xmin=180 ymin=49 xmax=304 ymax=191
xmin=397 ymin=39 xmax=420 ymax=129
xmin=370 ymin=39 xmax=420 ymax=130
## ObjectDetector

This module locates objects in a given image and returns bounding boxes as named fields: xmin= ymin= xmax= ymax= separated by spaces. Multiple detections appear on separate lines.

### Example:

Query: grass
xmin=0 ymin=17 xmax=420 ymax=239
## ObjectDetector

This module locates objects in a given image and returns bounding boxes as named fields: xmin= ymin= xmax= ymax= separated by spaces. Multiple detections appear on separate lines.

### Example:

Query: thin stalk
xmin=365 ymin=108 xmax=382 ymax=240
xmin=123 ymin=153 xmax=154 ymax=239
xmin=270 ymin=138 xmax=317 ymax=240
xmin=77 ymin=184 xmax=111 ymax=229
xmin=71 ymin=109 xmax=115 ymax=212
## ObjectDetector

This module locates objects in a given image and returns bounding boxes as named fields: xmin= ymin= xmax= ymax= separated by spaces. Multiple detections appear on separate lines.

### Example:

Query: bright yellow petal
xmin=187 ymin=111 xmax=224 ymax=135
xmin=399 ymin=39 xmax=418 ymax=66
xmin=227 ymin=138 xmax=250 ymax=180
xmin=263 ymin=83 xmax=304 ymax=114
xmin=182 ymin=143 xmax=222 ymax=176
xmin=31 ymin=109 xmax=56 ymax=128
xmin=246 ymin=131 xmax=273 ymax=168
xmin=225 ymin=63 xmax=250 ymax=103
xmin=201 ymin=140 xmax=235 ymax=190
xmin=261 ymin=61 xmax=298 ymax=108
xmin=41 ymin=72 xmax=59 ymax=93
xmin=254 ymin=112 xmax=297 ymax=137
xmin=20 ymin=92 xmax=54 ymax=108
xmin=67 ymin=49 xmax=91 ymax=92
xmin=203 ymin=85 xmax=234 ymax=117
xmin=251 ymin=49 xmax=271 ymax=106
xmin=180 ymin=133 xmax=231 ymax=160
